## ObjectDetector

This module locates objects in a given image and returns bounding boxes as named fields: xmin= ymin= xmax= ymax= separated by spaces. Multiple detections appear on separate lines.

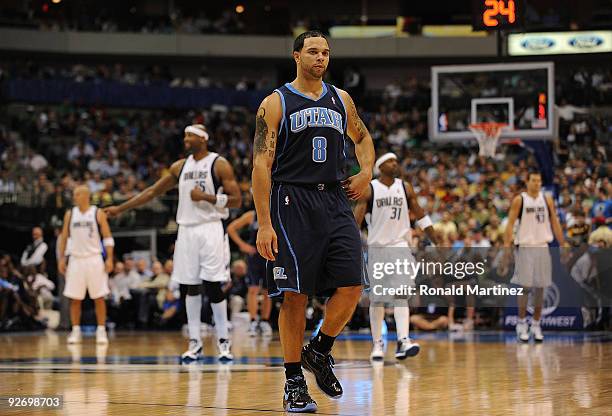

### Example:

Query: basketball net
xmin=469 ymin=122 xmax=507 ymax=158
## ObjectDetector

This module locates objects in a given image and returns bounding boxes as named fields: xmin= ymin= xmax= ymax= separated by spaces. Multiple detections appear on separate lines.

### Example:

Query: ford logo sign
xmin=569 ymin=36 xmax=604 ymax=49
xmin=521 ymin=37 xmax=555 ymax=50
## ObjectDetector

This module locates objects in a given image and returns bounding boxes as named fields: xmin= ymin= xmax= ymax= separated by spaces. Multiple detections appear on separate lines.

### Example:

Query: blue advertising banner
xmin=2 ymin=79 xmax=269 ymax=111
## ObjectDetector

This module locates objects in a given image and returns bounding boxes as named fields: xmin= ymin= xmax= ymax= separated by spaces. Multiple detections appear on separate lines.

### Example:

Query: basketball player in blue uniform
xmin=252 ymin=31 xmax=375 ymax=413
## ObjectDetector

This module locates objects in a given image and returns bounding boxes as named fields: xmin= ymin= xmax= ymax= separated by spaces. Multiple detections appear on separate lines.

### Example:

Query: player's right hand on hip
xmin=256 ymin=225 xmax=278 ymax=261
xmin=104 ymin=206 xmax=121 ymax=218
xmin=342 ymin=171 xmax=371 ymax=200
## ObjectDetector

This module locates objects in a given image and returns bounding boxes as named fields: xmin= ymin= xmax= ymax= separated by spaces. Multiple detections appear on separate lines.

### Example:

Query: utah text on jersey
xmin=290 ymin=107 xmax=344 ymax=134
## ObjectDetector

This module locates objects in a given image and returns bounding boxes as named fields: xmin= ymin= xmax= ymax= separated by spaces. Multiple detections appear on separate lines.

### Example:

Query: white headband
xmin=375 ymin=153 xmax=397 ymax=171
xmin=185 ymin=125 xmax=209 ymax=140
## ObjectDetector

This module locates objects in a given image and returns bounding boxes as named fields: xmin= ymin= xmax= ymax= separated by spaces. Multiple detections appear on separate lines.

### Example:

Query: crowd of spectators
xmin=0 ymin=61 xmax=270 ymax=91
xmin=0 ymin=61 xmax=610 ymax=332
xmin=0 ymin=226 xmax=257 ymax=331
xmin=0 ymin=5 xmax=251 ymax=35
xmin=2 ymin=1 xmax=608 ymax=36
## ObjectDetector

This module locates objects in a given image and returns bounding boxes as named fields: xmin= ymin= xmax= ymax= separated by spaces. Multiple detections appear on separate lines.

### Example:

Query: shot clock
xmin=472 ymin=0 xmax=524 ymax=30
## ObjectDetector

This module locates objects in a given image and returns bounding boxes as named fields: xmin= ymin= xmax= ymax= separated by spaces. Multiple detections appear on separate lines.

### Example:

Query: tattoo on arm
xmin=254 ymin=107 xmax=276 ymax=158
xmin=268 ymin=131 xmax=276 ymax=158
xmin=348 ymin=95 xmax=367 ymax=143
xmin=254 ymin=108 xmax=268 ymax=154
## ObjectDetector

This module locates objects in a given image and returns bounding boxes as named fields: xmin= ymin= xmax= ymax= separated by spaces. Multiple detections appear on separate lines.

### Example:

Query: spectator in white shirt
xmin=86 ymin=172 xmax=105 ymax=194
xmin=22 ymin=149 xmax=48 ymax=172
xmin=87 ymin=151 xmax=106 ymax=174
xmin=67 ymin=142 xmax=95 ymax=161
xmin=136 ymin=258 xmax=153 ymax=282
xmin=99 ymin=154 xmax=120 ymax=177
xmin=557 ymin=98 xmax=588 ymax=121
xmin=110 ymin=262 xmax=140 ymax=302
xmin=124 ymin=257 xmax=142 ymax=282
xmin=21 ymin=227 xmax=48 ymax=269
xmin=24 ymin=265 xmax=56 ymax=310
xmin=470 ymin=229 xmax=492 ymax=248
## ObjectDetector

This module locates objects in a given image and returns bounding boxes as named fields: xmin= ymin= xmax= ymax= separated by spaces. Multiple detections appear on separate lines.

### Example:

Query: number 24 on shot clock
xmin=472 ymin=0 xmax=523 ymax=30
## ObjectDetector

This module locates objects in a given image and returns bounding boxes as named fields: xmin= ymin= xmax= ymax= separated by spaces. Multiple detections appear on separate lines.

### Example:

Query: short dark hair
xmin=293 ymin=30 xmax=328 ymax=52
xmin=527 ymin=169 xmax=541 ymax=180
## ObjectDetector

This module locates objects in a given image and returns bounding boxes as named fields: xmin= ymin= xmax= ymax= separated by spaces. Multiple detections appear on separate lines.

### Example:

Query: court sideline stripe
xmin=63 ymin=399 xmax=362 ymax=416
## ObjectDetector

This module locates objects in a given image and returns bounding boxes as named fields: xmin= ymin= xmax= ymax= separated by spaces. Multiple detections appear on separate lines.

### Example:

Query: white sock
xmin=211 ymin=300 xmax=229 ymax=340
xmin=394 ymin=300 xmax=410 ymax=341
xmin=72 ymin=325 xmax=80 ymax=332
xmin=518 ymin=318 xmax=527 ymax=325
xmin=97 ymin=325 xmax=105 ymax=331
xmin=185 ymin=295 xmax=202 ymax=342
xmin=532 ymin=319 xmax=540 ymax=326
xmin=369 ymin=305 xmax=385 ymax=344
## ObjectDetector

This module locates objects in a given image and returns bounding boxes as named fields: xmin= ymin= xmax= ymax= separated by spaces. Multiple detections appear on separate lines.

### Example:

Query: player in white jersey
xmin=354 ymin=153 xmax=438 ymax=361
xmin=58 ymin=185 xmax=114 ymax=345
xmin=105 ymin=124 xmax=242 ymax=361
xmin=504 ymin=170 xmax=567 ymax=342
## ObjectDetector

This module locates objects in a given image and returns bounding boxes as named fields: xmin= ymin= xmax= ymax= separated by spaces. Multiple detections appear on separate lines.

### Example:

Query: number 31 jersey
xmin=366 ymin=178 xmax=412 ymax=247
xmin=272 ymin=82 xmax=348 ymax=184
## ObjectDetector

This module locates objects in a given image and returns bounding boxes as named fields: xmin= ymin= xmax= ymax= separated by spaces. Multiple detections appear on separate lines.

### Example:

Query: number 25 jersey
xmin=272 ymin=83 xmax=348 ymax=184
xmin=177 ymin=152 xmax=229 ymax=225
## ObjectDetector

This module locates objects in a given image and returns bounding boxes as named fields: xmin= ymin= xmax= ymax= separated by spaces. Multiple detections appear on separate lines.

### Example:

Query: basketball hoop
xmin=469 ymin=122 xmax=507 ymax=158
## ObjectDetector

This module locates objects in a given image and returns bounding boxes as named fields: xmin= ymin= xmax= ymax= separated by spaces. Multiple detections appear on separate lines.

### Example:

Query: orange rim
xmin=469 ymin=122 xmax=508 ymax=136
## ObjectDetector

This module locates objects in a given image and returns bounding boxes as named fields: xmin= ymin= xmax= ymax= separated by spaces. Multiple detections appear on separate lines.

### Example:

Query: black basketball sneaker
xmin=301 ymin=344 xmax=343 ymax=398
xmin=283 ymin=374 xmax=317 ymax=413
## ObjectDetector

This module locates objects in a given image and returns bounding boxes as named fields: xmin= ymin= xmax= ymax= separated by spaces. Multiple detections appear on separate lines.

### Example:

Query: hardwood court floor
xmin=1 ymin=328 xmax=611 ymax=415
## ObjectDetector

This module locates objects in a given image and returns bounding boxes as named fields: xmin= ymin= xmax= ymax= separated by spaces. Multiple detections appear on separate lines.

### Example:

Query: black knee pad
xmin=202 ymin=281 xmax=225 ymax=303
xmin=182 ymin=284 xmax=202 ymax=296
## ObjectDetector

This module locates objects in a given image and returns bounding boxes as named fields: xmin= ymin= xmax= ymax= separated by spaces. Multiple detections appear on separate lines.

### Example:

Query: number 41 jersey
xmin=272 ymin=83 xmax=348 ymax=184
xmin=366 ymin=178 xmax=412 ymax=247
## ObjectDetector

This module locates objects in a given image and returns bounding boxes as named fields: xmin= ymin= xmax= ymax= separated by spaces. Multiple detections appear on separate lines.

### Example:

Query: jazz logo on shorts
xmin=273 ymin=267 xmax=288 ymax=280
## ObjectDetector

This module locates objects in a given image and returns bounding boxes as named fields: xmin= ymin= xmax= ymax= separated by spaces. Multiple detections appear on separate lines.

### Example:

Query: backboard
xmin=430 ymin=62 xmax=554 ymax=142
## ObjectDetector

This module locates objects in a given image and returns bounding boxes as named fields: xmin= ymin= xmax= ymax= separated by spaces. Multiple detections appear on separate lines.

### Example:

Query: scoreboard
xmin=472 ymin=0 xmax=524 ymax=30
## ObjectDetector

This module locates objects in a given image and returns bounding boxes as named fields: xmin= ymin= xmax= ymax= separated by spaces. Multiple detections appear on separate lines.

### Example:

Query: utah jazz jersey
xmin=272 ymin=82 xmax=348 ymax=184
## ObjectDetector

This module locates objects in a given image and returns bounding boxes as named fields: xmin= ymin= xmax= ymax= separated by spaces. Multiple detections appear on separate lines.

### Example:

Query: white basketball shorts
xmin=510 ymin=246 xmax=552 ymax=288
xmin=368 ymin=244 xmax=416 ymax=304
xmin=171 ymin=221 xmax=230 ymax=285
xmin=63 ymin=255 xmax=110 ymax=300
